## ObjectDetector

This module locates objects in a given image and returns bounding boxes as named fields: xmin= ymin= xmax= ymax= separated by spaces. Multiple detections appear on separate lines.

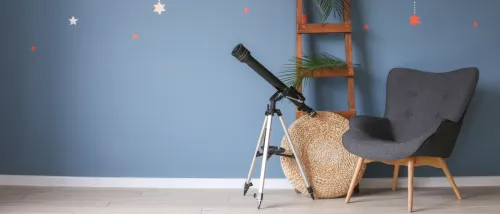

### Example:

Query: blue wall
xmin=0 ymin=0 xmax=498 ymax=179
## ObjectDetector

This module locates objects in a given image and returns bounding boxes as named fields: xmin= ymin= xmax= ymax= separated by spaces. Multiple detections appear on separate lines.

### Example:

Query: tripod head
xmin=232 ymin=44 xmax=317 ymax=117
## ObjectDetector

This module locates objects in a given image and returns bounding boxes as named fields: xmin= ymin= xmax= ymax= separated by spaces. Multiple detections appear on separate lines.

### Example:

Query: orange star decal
xmin=244 ymin=8 xmax=249 ymax=13
xmin=132 ymin=34 xmax=139 ymax=39
xmin=409 ymin=14 xmax=420 ymax=26
xmin=364 ymin=24 xmax=369 ymax=30
xmin=473 ymin=21 xmax=478 ymax=27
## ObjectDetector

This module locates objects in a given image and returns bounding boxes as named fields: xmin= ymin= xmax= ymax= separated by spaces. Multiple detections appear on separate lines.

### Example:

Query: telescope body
xmin=232 ymin=44 xmax=316 ymax=117
xmin=232 ymin=44 xmax=288 ymax=92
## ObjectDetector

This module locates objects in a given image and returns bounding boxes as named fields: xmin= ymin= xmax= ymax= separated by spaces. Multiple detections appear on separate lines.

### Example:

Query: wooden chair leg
xmin=438 ymin=158 xmax=462 ymax=200
xmin=392 ymin=165 xmax=399 ymax=191
xmin=407 ymin=157 xmax=415 ymax=213
xmin=345 ymin=157 xmax=365 ymax=203
xmin=358 ymin=156 xmax=460 ymax=212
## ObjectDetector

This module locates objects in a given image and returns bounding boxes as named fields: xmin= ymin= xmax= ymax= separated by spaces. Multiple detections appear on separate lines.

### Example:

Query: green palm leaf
xmin=311 ymin=0 xmax=351 ymax=23
xmin=278 ymin=53 xmax=347 ymax=89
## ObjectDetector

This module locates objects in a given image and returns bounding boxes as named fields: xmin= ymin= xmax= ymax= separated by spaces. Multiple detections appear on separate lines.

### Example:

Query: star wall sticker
xmin=409 ymin=0 xmax=420 ymax=26
xmin=473 ymin=21 xmax=478 ymax=27
xmin=244 ymin=8 xmax=249 ymax=13
xmin=409 ymin=14 xmax=420 ymax=26
xmin=364 ymin=24 xmax=369 ymax=30
xmin=69 ymin=16 xmax=78 ymax=25
xmin=154 ymin=0 xmax=165 ymax=15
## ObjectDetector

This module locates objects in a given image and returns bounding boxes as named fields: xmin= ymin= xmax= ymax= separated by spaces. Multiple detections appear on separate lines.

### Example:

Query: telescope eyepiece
xmin=232 ymin=44 xmax=251 ymax=62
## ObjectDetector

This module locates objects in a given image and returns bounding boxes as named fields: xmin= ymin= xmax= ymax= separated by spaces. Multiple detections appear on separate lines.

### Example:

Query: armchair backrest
xmin=384 ymin=67 xmax=479 ymax=142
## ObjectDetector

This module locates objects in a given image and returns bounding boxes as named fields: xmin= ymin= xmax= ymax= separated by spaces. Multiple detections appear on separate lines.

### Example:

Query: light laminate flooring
xmin=0 ymin=185 xmax=498 ymax=213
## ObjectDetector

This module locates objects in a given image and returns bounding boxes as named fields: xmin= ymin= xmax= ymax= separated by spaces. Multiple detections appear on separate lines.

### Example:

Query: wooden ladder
xmin=295 ymin=0 xmax=356 ymax=120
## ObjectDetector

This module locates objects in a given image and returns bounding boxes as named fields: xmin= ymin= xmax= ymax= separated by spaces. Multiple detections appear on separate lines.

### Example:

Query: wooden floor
xmin=0 ymin=185 xmax=498 ymax=213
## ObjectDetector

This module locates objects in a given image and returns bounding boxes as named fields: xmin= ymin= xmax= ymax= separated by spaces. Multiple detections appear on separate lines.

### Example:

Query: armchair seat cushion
xmin=342 ymin=115 xmax=441 ymax=161
xmin=342 ymin=129 xmax=427 ymax=161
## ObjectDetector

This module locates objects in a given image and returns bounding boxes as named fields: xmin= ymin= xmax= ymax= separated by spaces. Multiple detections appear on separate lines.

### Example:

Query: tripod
xmin=243 ymin=91 xmax=315 ymax=209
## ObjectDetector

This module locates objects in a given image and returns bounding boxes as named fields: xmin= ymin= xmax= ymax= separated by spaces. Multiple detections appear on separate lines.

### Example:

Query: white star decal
xmin=69 ymin=16 xmax=78 ymax=25
xmin=154 ymin=1 xmax=165 ymax=15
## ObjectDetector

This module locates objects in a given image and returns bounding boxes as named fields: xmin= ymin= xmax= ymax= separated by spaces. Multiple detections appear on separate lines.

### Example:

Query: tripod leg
xmin=256 ymin=114 xmax=272 ymax=209
xmin=278 ymin=116 xmax=315 ymax=200
xmin=244 ymin=116 xmax=268 ymax=196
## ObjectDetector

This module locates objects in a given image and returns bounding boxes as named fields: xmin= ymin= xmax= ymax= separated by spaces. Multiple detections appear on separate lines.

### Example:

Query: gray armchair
xmin=342 ymin=67 xmax=479 ymax=212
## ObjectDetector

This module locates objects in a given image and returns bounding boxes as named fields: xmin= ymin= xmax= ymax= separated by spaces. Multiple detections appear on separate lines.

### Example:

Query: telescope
xmin=231 ymin=44 xmax=315 ymax=209
xmin=231 ymin=44 xmax=317 ymax=117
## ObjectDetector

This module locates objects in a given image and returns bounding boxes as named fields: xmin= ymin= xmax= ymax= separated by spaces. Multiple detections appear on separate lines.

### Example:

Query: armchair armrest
xmin=349 ymin=115 xmax=395 ymax=141
xmin=411 ymin=119 xmax=463 ymax=158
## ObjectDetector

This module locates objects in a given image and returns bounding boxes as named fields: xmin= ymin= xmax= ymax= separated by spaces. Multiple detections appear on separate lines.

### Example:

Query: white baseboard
xmin=0 ymin=175 xmax=498 ymax=189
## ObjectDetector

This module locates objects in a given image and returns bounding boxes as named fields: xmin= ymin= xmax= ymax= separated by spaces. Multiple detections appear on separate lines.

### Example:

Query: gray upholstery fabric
xmin=343 ymin=125 xmax=439 ymax=161
xmin=342 ymin=67 xmax=479 ymax=161
xmin=348 ymin=115 xmax=394 ymax=141
xmin=384 ymin=67 xmax=479 ymax=142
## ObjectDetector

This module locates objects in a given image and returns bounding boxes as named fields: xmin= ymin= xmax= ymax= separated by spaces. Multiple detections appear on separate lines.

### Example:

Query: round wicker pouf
xmin=280 ymin=111 xmax=363 ymax=199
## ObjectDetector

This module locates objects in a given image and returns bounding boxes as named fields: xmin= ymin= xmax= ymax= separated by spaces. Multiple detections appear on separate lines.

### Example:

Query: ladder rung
xmin=297 ymin=23 xmax=352 ymax=34
xmin=312 ymin=67 xmax=353 ymax=77
xmin=296 ymin=110 xmax=356 ymax=119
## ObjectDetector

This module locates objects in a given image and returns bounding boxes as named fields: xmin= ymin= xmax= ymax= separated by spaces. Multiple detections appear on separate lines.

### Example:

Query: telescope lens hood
xmin=232 ymin=44 xmax=251 ymax=62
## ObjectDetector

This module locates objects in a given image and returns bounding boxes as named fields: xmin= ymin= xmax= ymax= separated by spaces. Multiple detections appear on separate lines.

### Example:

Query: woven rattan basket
xmin=280 ymin=111 xmax=364 ymax=199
